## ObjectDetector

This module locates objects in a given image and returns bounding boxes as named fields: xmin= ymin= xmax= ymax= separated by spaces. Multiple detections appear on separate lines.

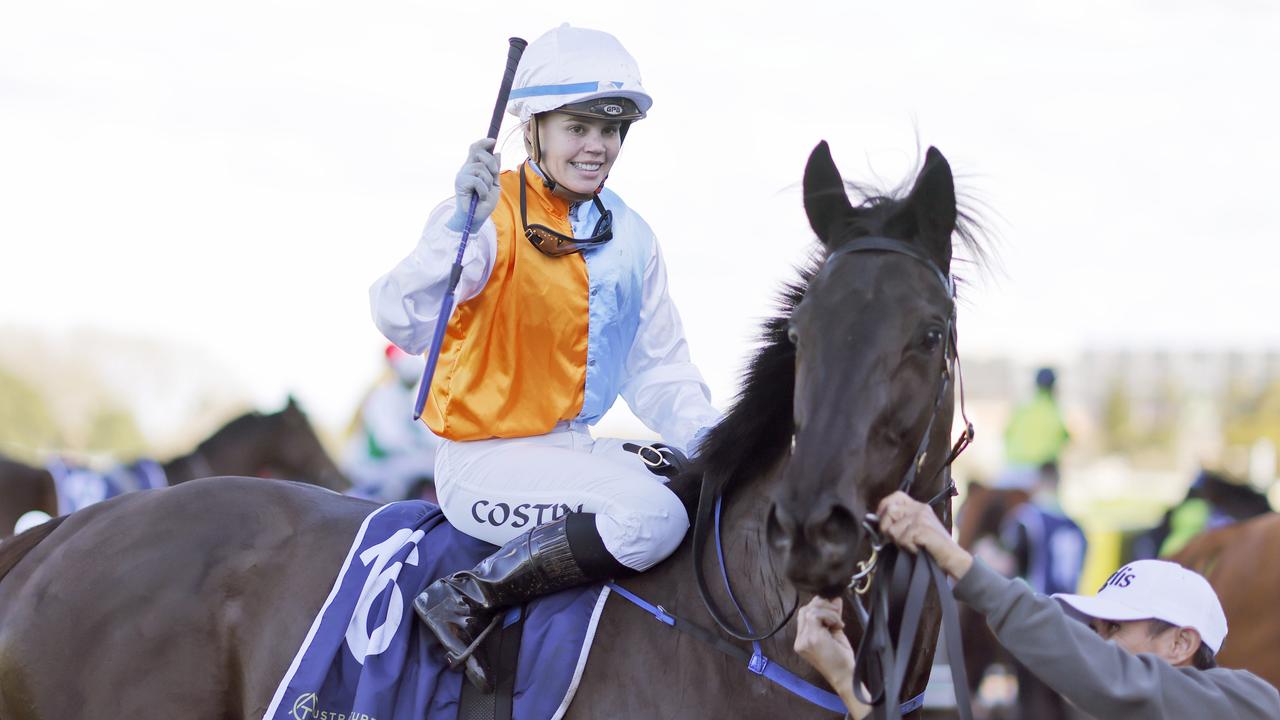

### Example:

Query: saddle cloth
xmin=47 ymin=457 xmax=167 ymax=515
xmin=263 ymin=500 xmax=608 ymax=720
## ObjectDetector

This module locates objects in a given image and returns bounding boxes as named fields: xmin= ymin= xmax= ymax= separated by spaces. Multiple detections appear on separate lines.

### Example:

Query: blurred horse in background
xmin=0 ymin=397 xmax=347 ymax=535
xmin=1130 ymin=469 xmax=1272 ymax=561
xmin=954 ymin=483 xmax=1030 ymax=718
xmin=1173 ymin=511 xmax=1280 ymax=690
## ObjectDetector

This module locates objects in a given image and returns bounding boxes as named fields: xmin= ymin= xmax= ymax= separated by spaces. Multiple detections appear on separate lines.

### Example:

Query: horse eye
xmin=787 ymin=324 xmax=800 ymax=346
xmin=921 ymin=329 xmax=943 ymax=351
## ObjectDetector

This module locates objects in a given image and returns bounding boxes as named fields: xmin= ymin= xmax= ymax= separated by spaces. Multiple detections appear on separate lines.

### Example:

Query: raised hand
xmin=447 ymin=138 xmax=502 ymax=232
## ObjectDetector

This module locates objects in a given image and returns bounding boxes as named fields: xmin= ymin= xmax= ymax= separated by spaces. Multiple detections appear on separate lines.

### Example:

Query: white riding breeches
xmin=434 ymin=422 xmax=689 ymax=572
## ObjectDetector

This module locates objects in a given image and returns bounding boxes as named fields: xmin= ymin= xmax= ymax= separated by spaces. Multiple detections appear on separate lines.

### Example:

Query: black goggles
xmin=520 ymin=164 xmax=613 ymax=257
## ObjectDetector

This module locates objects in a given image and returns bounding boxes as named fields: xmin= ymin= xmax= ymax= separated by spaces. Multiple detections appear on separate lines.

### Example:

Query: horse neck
xmin=162 ymin=419 xmax=266 ymax=483
xmin=716 ymin=466 xmax=799 ymax=655
xmin=627 ymin=462 xmax=802 ymax=664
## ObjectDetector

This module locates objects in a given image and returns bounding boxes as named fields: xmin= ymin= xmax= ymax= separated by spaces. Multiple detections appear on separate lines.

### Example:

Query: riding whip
xmin=413 ymin=36 xmax=528 ymax=421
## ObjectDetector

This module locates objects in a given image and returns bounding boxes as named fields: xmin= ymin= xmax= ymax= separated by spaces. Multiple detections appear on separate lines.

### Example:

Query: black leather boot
xmin=414 ymin=514 xmax=626 ymax=693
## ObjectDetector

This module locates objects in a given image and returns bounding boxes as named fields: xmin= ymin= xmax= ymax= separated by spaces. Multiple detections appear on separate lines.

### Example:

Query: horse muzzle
xmin=767 ymin=499 xmax=863 ymax=597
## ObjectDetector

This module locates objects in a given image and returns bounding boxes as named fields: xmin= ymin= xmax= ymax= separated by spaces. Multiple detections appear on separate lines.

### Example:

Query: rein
xmin=688 ymin=236 xmax=977 ymax=718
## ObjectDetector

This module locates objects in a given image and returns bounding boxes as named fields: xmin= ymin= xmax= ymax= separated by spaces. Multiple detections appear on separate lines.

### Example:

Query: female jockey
xmin=369 ymin=24 xmax=719 ymax=691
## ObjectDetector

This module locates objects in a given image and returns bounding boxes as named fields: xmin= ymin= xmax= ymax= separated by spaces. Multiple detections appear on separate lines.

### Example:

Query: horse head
xmin=767 ymin=141 xmax=962 ymax=597
xmin=260 ymin=397 xmax=350 ymax=493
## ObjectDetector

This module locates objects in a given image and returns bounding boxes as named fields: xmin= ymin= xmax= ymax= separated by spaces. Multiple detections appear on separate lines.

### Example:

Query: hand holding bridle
xmin=876 ymin=491 xmax=974 ymax=581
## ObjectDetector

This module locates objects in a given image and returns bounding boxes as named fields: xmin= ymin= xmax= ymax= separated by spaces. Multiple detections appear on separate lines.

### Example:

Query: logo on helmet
xmin=601 ymin=103 xmax=624 ymax=116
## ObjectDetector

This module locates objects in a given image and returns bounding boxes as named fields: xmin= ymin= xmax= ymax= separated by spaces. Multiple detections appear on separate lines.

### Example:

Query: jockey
xmin=341 ymin=344 xmax=442 ymax=502
xmin=369 ymin=24 xmax=719 ymax=691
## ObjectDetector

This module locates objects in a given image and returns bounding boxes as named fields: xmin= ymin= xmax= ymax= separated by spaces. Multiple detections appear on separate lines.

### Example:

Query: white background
xmin=3 ymin=0 xmax=1277 ymax=437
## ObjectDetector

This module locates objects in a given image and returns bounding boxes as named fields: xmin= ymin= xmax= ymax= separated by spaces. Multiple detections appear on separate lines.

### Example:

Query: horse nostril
xmin=809 ymin=504 xmax=859 ymax=557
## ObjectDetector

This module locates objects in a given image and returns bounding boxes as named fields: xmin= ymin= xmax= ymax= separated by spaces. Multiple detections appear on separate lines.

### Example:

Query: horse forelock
xmin=838 ymin=174 xmax=995 ymax=290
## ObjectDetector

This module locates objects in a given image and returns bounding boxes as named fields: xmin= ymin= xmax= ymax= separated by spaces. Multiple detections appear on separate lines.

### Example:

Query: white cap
xmin=1052 ymin=560 xmax=1229 ymax=653
xmin=507 ymin=24 xmax=652 ymax=123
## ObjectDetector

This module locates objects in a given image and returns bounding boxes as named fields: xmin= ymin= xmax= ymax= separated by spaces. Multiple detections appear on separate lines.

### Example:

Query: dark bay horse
xmin=0 ymin=142 xmax=983 ymax=719
xmin=0 ymin=397 xmax=347 ymax=536
xmin=767 ymin=141 xmax=984 ymax=717
xmin=1173 ymin=511 xmax=1280 ymax=689
xmin=1131 ymin=469 xmax=1272 ymax=561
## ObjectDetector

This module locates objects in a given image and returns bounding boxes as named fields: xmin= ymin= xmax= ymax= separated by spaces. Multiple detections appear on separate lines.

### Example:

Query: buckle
xmin=636 ymin=444 xmax=671 ymax=468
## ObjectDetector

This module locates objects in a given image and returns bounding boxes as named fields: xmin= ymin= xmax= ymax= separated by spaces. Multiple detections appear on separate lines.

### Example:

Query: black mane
xmin=695 ymin=167 xmax=992 ymax=494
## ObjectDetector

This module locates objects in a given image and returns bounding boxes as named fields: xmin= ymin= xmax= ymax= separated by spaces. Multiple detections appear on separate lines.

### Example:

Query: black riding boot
xmin=413 ymin=513 xmax=629 ymax=693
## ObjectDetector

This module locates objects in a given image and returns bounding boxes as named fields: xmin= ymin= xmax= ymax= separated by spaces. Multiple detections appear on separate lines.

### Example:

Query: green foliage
xmin=1223 ymin=380 xmax=1280 ymax=450
xmin=1100 ymin=377 xmax=1180 ymax=462
xmin=84 ymin=405 xmax=147 ymax=456
xmin=0 ymin=364 xmax=60 ymax=460
xmin=1102 ymin=379 xmax=1134 ymax=454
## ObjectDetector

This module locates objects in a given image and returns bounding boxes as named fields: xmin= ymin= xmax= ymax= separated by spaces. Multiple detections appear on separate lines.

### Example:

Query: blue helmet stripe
xmin=509 ymin=81 xmax=610 ymax=99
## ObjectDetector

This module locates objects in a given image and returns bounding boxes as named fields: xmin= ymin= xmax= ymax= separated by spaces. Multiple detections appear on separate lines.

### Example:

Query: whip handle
xmin=412 ymin=37 xmax=528 ymax=421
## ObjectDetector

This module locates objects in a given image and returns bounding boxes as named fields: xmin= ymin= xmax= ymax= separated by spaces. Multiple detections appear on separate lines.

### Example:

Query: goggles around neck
xmin=520 ymin=163 xmax=613 ymax=257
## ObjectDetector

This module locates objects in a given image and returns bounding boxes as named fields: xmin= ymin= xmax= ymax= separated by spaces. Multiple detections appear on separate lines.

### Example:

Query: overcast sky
xmin=2 ymin=0 xmax=1277 ymax=436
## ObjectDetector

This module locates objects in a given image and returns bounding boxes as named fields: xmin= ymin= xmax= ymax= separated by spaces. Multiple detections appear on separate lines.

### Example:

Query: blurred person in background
xmin=998 ymin=367 xmax=1070 ymax=490
xmin=998 ymin=461 xmax=1088 ymax=719
xmin=342 ymin=344 xmax=442 ymax=503
xmin=1130 ymin=468 xmax=1273 ymax=560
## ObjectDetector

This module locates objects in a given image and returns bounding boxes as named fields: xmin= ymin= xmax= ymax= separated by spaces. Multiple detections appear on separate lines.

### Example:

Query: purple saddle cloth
xmin=263 ymin=500 xmax=607 ymax=720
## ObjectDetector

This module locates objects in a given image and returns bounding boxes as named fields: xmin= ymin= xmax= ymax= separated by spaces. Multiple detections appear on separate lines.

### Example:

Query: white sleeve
xmin=619 ymin=237 xmax=721 ymax=454
xmin=368 ymin=199 xmax=498 ymax=354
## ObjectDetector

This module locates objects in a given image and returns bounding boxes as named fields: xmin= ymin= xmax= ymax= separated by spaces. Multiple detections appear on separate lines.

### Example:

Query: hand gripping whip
xmin=413 ymin=37 xmax=528 ymax=421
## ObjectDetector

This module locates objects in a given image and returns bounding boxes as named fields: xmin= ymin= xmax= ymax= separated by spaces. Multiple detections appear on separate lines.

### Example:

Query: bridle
xmin=823 ymin=236 xmax=975 ymax=597
xmin=691 ymin=235 xmax=976 ymax=719
xmin=827 ymin=236 xmax=975 ymax=720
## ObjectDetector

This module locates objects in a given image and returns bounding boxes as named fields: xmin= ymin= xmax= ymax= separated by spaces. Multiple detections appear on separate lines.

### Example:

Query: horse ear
xmin=898 ymin=146 xmax=957 ymax=268
xmin=803 ymin=141 xmax=853 ymax=245
xmin=285 ymin=394 xmax=299 ymax=412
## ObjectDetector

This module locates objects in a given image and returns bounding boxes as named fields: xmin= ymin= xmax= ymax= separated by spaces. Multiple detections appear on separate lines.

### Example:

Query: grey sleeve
xmin=954 ymin=559 xmax=1280 ymax=720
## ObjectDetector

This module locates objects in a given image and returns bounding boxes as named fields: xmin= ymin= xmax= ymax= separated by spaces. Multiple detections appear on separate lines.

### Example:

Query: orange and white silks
xmin=423 ymin=167 xmax=589 ymax=441
xmin=371 ymin=161 xmax=719 ymax=451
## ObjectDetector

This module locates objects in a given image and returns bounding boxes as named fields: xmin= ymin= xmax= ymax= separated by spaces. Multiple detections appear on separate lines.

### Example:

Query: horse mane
xmin=0 ymin=515 xmax=67 ymax=586
xmin=195 ymin=410 xmax=266 ymax=454
xmin=695 ymin=159 xmax=993 ymax=494
xmin=693 ymin=254 xmax=816 ymax=493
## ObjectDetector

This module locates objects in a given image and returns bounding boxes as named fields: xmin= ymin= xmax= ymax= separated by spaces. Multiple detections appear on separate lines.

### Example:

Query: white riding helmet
xmin=507 ymin=24 xmax=653 ymax=124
